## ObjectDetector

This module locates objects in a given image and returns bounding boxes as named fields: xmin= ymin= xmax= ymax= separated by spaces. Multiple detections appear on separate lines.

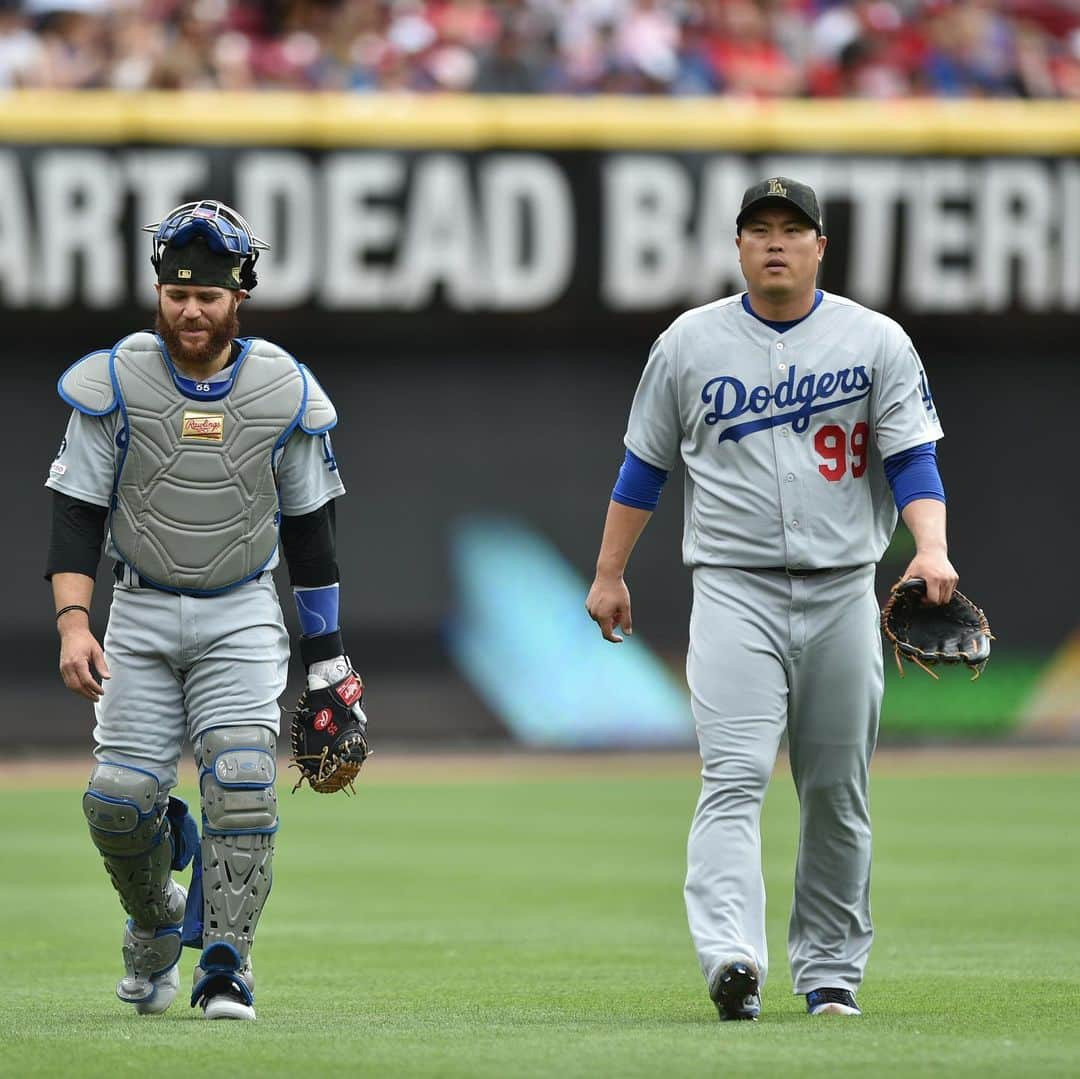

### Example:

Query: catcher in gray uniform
xmin=586 ymin=178 xmax=960 ymax=1021
xmin=45 ymin=200 xmax=366 ymax=1020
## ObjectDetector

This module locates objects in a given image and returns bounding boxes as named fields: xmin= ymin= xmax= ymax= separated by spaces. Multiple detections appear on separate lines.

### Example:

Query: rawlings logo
xmin=181 ymin=411 xmax=225 ymax=441
xmin=314 ymin=708 xmax=334 ymax=731
xmin=701 ymin=364 xmax=871 ymax=444
xmin=335 ymin=675 xmax=363 ymax=707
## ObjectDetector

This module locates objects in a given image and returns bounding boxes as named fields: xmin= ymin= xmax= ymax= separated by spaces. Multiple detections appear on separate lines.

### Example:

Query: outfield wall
xmin=10 ymin=94 xmax=1079 ymax=744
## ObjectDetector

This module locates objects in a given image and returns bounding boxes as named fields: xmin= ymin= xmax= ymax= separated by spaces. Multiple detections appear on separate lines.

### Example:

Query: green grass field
xmin=1 ymin=755 xmax=1078 ymax=1078
xmin=879 ymin=654 xmax=1044 ymax=737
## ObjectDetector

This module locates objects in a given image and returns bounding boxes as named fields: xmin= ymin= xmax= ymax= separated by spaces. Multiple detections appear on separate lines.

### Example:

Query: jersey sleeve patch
xmin=57 ymin=351 xmax=118 ymax=416
xmin=298 ymin=364 xmax=338 ymax=435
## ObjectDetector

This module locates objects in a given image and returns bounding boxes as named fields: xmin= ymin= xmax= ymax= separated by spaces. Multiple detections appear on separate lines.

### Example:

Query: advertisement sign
xmin=5 ymin=145 xmax=1078 ymax=353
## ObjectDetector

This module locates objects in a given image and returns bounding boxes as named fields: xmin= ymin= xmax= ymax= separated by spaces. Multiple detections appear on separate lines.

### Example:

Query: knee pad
xmin=83 ymin=762 xmax=179 ymax=930
xmin=195 ymin=726 xmax=277 ymax=962
xmin=197 ymin=726 xmax=278 ymax=835
xmin=83 ymin=762 xmax=167 ymax=856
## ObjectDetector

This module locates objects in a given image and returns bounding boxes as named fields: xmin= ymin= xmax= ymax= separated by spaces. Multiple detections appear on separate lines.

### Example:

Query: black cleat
xmin=711 ymin=962 xmax=761 ymax=1021
xmin=806 ymin=987 xmax=861 ymax=1016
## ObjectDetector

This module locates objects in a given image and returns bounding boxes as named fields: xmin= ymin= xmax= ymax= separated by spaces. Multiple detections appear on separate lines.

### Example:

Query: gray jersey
xmin=624 ymin=291 xmax=943 ymax=570
xmin=45 ymin=356 xmax=345 ymax=570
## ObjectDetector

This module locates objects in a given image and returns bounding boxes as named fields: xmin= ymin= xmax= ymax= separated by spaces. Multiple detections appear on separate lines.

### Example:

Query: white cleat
xmin=133 ymin=965 xmax=180 ymax=1015
xmin=193 ymin=944 xmax=256 ymax=1019
xmin=203 ymin=991 xmax=256 ymax=1021
xmin=812 ymin=1002 xmax=859 ymax=1016
xmin=806 ymin=988 xmax=861 ymax=1016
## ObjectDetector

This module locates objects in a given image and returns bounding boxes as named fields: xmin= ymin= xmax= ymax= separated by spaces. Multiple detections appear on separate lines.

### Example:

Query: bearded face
xmin=155 ymin=287 xmax=241 ymax=370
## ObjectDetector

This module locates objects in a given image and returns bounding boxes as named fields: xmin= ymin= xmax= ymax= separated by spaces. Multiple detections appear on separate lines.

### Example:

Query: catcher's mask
xmin=144 ymin=200 xmax=269 ymax=291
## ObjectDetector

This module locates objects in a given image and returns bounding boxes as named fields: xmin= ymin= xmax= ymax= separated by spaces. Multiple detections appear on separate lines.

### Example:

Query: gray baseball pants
xmin=92 ymin=574 xmax=289 ymax=793
xmin=684 ymin=564 xmax=882 ymax=996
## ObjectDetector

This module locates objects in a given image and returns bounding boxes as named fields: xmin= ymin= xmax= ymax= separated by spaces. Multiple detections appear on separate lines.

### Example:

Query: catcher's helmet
xmin=143 ymin=200 xmax=269 ymax=290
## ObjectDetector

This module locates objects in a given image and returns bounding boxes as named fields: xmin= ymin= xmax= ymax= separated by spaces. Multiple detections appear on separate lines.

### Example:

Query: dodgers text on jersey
xmin=701 ymin=365 xmax=872 ymax=443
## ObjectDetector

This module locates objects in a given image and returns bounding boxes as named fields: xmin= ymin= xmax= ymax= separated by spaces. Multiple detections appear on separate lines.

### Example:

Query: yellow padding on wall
xmin=2 ymin=92 xmax=1079 ymax=153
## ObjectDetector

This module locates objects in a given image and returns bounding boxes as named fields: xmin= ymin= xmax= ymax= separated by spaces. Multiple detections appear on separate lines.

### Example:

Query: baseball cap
xmin=736 ymin=177 xmax=823 ymax=232
xmin=157 ymin=235 xmax=244 ymax=290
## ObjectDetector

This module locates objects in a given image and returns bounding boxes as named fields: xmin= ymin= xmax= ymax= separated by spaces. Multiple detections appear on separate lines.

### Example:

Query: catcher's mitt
xmin=289 ymin=667 xmax=370 ymax=793
xmin=881 ymin=577 xmax=993 ymax=680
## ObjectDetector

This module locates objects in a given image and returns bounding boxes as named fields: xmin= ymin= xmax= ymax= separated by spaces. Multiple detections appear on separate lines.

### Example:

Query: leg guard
xmin=120 ymin=883 xmax=186 ymax=1013
xmin=83 ymin=762 xmax=175 ymax=926
xmin=191 ymin=726 xmax=277 ymax=1013
xmin=83 ymin=763 xmax=190 ymax=1008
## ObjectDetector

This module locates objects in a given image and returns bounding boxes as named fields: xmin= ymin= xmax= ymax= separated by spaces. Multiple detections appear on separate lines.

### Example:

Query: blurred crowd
xmin=2 ymin=0 xmax=1079 ymax=97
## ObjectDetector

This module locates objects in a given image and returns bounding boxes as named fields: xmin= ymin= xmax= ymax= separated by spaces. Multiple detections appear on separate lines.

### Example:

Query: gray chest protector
xmin=58 ymin=331 xmax=336 ymax=594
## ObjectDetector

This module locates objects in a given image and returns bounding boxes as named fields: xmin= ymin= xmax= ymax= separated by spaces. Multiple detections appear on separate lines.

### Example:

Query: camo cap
xmin=736 ymin=177 xmax=823 ymax=232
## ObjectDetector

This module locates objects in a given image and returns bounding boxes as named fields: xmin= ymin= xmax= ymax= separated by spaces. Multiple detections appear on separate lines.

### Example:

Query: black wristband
xmin=299 ymin=629 xmax=345 ymax=670
xmin=56 ymin=604 xmax=91 ymax=621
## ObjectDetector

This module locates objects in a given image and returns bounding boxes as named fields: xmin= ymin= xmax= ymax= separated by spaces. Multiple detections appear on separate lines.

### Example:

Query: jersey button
xmin=791 ymin=519 xmax=800 ymax=528
xmin=776 ymin=342 xmax=785 ymax=350
xmin=778 ymin=362 xmax=787 ymax=371
xmin=785 ymin=473 xmax=795 ymax=482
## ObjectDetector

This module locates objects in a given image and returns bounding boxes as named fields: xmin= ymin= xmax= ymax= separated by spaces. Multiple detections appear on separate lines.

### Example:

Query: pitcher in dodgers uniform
xmin=44 ymin=200 xmax=364 ymax=1020
xmin=586 ymin=178 xmax=958 ymax=1021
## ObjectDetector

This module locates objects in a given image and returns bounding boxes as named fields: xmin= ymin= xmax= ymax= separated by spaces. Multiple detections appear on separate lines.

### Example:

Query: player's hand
xmin=58 ymin=625 xmax=111 ymax=702
xmin=900 ymin=552 xmax=958 ymax=606
xmin=306 ymin=655 xmax=367 ymax=732
xmin=585 ymin=575 xmax=633 ymax=643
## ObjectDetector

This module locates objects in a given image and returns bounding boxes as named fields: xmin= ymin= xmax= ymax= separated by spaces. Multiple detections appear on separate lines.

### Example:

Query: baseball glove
xmin=289 ymin=667 xmax=370 ymax=794
xmin=881 ymin=577 xmax=993 ymax=680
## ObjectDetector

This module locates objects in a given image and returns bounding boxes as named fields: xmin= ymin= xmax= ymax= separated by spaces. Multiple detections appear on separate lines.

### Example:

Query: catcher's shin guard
xmin=119 ymin=882 xmax=187 ymax=1012
xmin=191 ymin=726 xmax=277 ymax=1012
xmin=83 ymin=763 xmax=191 ymax=1008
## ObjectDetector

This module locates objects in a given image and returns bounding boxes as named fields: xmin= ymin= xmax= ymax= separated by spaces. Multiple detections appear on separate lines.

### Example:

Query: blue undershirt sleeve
xmin=612 ymin=449 xmax=670 ymax=511
xmin=883 ymin=442 xmax=945 ymax=512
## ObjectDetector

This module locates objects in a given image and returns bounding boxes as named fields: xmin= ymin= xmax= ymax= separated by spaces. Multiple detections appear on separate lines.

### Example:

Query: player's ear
xmin=817 ymin=234 xmax=827 ymax=260
xmin=235 ymin=289 xmax=249 ymax=307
